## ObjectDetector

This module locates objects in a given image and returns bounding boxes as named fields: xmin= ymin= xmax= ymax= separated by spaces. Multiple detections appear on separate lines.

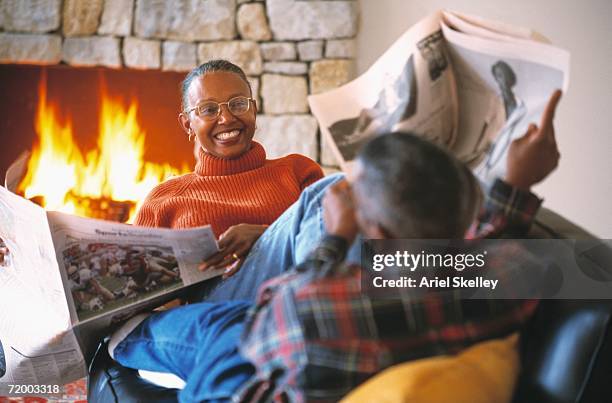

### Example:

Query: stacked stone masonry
xmin=0 ymin=0 xmax=358 ymax=168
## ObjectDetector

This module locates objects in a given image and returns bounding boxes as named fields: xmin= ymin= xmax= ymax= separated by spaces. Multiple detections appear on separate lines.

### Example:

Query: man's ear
xmin=252 ymin=99 xmax=258 ymax=115
xmin=178 ymin=112 xmax=191 ymax=135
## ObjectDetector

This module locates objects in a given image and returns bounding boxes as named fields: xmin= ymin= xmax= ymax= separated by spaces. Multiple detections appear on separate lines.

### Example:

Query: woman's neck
xmin=194 ymin=142 xmax=266 ymax=176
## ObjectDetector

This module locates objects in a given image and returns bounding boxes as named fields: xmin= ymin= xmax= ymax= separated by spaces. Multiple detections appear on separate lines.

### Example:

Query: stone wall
xmin=0 ymin=0 xmax=359 ymax=169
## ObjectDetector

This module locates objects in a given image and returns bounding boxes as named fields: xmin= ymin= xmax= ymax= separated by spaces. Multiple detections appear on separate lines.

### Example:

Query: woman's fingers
xmin=200 ymin=223 xmax=264 ymax=273
xmin=206 ymin=254 xmax=237 ymax=271
xmin=201 ymin=244 xmax=246 ymax=272
xmin=217 ymin=229 xmax=237 ymax=250
xmin=201 ymin=245 xmax=249 ymax=274
xmin=222 ymin=259 xmax=243 ymax=279
xmin=200 ymin=228 xmax=240 ymax=270
xmin=199 ymin=250 xmax=227 ymax=270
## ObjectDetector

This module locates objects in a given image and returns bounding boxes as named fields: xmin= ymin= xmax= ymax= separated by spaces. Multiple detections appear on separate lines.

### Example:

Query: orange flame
xmin=18 ymin=78 xmax=189 ymax=222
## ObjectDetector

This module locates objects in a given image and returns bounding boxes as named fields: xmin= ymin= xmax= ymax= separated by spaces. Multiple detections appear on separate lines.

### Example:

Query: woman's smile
xmin=213 ymin=128 xmax=242 ymax=143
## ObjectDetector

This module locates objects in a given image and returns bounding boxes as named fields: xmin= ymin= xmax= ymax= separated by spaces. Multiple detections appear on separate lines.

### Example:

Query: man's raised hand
xmin=505 ymin=90 xmax=562 ymax=190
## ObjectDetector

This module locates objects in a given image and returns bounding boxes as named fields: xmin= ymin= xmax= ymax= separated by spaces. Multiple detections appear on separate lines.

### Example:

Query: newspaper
xmin=0 ymin=185 xmax=220 ymax=393
xmin=309 ymin=10 xmax=570 ymax=182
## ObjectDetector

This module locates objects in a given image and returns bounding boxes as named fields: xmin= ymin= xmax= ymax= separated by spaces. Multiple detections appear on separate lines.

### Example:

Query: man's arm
xmin=468 ymin=90 xmax=562 ymax=239
xmin=467 ymin=179 xmax=542 ymax=239
xmin=245 ymin=180 xmax=357 ymax=320
xmin=286 ymin=180 xmax=357 ymax=277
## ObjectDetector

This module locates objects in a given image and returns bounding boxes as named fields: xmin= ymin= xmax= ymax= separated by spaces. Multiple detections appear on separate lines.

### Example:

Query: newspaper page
xmin=440 ymin=10 xmax=570 ymax=181
xmin=0 ymin=186 xmax=85 ymax=394
xmin=441 ymin=10 xmax=552 ymax=44
xmin=309 ymin=10 xmax=569 ymax=180
xmin=0 ymin=184 xmax=222 ymax=391
xmin=46 ymin=211 xmax=220 ymax=358
xmin=309 ymin=10 xmax=458 ymax=171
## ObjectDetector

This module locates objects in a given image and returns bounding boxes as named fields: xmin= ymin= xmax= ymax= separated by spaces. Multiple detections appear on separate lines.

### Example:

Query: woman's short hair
xmin=181 ymin=59 xmax=252 ymax=111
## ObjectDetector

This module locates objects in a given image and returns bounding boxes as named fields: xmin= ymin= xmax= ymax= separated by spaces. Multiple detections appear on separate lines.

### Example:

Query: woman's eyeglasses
xmin=186 ymin=96 xmax=255 ymax=120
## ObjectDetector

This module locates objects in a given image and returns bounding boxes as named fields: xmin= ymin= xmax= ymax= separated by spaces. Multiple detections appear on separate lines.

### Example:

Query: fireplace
xmin=0 ymin=64 xmax=194 ymax=222
xmin=0 ymin=2 xmax=361 ymax=221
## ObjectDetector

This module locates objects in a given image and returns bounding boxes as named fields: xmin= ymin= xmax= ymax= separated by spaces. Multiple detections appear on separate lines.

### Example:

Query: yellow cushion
xmin=341 ymin=334 xmax=520 ymax=403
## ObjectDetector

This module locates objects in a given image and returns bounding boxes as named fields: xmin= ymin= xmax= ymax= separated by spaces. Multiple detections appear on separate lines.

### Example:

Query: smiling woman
xmin=133 ymin=60 xmax=324 ymax=278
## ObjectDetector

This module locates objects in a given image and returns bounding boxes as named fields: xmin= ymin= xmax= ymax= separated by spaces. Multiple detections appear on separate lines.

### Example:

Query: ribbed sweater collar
xmin=194 ymin=141 xmax=266 ymax=176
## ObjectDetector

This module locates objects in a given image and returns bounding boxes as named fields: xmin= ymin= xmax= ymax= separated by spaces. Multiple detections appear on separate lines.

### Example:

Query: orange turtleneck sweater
xmin=133 ymin=142 xmax=323 ymax=237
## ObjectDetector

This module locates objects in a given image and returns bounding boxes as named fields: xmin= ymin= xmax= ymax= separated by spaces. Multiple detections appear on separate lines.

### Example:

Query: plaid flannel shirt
xmin=235 ymin=178 xmax=543 ymax=402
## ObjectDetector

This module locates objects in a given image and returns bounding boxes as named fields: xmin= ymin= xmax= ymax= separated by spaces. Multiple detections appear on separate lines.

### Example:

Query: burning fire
xmin=18 ymin=79 xmax=190 ymax=222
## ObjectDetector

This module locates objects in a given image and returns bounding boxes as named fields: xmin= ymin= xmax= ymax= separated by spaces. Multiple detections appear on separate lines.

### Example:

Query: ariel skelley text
xmin=372 ymin=276 xmax=499 ymax=290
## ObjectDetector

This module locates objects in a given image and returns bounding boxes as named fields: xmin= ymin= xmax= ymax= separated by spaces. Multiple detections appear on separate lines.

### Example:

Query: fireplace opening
xmin=0 ymin=64 xmax=195 ymax=222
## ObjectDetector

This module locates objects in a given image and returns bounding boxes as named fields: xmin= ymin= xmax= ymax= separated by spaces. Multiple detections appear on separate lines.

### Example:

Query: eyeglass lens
xmin=197 ymin=97 xmax=250 ymax=119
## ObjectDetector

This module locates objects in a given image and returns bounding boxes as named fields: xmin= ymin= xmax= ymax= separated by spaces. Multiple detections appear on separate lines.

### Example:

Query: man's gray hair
xmin=354 ymin=132 xmax=481 ymax=239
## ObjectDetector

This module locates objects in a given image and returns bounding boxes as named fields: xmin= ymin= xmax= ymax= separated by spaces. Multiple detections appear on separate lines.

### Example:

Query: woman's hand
xmin=199 ymin=224 xmax=268 ymax=278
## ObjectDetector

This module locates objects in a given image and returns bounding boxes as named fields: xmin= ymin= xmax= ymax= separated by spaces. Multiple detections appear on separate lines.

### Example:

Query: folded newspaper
xmin=309 ymin=10 xmax=570 ymax=181
xmin=0 ymin=185 xmax=221 ymax=393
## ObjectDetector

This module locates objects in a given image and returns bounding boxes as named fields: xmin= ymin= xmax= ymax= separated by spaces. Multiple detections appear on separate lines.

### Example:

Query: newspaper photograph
xmin=47 ymin=210 xmax=220 ymax=327
xmin=60 ymin=240 xmax=181 ymax=322
xmin=310 ymin=11 xmax=458 ymax=171
xmin=440 ymin=11 xmax=569 ymax=181
xmin=308 ymin=10 xmax=570 ymax=182
xmin=0 ymin=185 xmax=221 ymax=392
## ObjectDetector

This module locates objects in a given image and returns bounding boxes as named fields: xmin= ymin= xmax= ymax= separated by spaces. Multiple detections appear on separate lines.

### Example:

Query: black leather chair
xmin=88 ymin=341 xmax=180 ymax=402
xmin=88 ymin=208 xmax=612 ymax=402
xmin=513 ymin=300 xmax=612 ymax=403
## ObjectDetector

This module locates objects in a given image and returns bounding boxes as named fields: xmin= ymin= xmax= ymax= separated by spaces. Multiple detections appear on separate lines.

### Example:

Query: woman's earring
xmin=188 ymin=130 xmax=195 ymax=142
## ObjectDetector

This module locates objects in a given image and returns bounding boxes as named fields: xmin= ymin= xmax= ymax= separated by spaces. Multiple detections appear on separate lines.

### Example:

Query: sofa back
xmin=513 ymin=207 xmax=612 ymax=403
xmin=514 ymin=300 xmax=612 ymax=403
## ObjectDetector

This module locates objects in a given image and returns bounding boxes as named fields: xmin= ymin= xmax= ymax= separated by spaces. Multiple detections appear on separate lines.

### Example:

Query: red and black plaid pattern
xmin=467 ymin=178 xmax=542 ymax=239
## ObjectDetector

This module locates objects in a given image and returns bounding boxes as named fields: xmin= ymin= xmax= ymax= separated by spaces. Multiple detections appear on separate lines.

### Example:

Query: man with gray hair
xmin=103 ymin=89 xmax=561 ymax=402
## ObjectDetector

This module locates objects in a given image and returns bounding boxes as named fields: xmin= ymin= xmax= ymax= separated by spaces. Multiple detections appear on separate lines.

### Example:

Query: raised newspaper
xmin=309 ymin=10 xmax=570 ymax=181
xmin=0 ymin=184 xmax=220 ymax=393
